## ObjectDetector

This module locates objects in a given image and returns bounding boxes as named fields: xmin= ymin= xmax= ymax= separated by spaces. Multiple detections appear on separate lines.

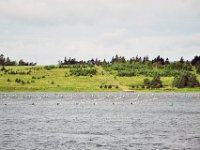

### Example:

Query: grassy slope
xmin=0 ymin=66 xmax=200 ymax=92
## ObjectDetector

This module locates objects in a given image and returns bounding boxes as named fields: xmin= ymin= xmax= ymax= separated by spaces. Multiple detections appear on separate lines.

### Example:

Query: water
xmin=0 ymin=92 xmax=200 ymax=150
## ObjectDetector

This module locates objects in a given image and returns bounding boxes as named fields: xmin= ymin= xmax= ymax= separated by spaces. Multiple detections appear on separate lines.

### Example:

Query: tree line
xmin=0 ymin=54 xmax=37 ymax=66
xmin=59 ymin=55 xmax=200 ymax=67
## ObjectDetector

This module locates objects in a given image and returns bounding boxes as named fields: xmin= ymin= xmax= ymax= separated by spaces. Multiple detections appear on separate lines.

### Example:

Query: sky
xmin=0 ymin=0 xmax=200 ymax=65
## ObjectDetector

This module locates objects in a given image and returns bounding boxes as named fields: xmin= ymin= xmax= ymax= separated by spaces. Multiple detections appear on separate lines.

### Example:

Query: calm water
xmin=0 ymin=92 xmax=200 ymax=150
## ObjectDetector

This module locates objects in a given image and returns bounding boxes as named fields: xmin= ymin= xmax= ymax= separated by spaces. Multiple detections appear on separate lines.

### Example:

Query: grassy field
xmin=0 ymin=66 xmax=200 ymax=92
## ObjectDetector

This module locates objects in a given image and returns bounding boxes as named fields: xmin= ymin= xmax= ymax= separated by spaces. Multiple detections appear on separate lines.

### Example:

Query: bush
xmin=99 ymin=85 xmax=103 ymax=88
xmin=150 ymin=75 xmax=163 ymax=88
xmin=15 ymin=78 xmax=26 ymax=85
xmin=144 ymin=78 xmax=150 ymax=88
xmin=173 ymin=72 xmax=199 ymax=88
xmin=108 ymin=85 xmax=112 ymax=89
xmin=104 ymin=85 xmax=107 ymax=88
xmin=70 ymin=68 xmax=97 ymax=76
xmin=115 ymin=85 xmax=119 ymax=89
xmin=44 ymin=65 xmax=57 ymax=70
xmin=51 ymin=81 xmax=55 ymax=84
xmin=117 ymin=70 xmax=136 ymax=77
xmin=196 ymin=65 xmax=200 ymax=74
xmin=7 ymin=78 xmax=11 ymax=82
xmin=144 ymin=75 xmax=163 ymax=89
xmin=0 ymin=66 xmax=6 ymax=71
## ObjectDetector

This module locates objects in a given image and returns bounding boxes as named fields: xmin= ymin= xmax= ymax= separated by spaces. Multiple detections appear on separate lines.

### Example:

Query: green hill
xmin=0 ymin=65 xmax=200 ymax=92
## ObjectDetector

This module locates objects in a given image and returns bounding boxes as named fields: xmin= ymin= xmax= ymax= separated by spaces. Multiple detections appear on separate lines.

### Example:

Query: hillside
xmin=0 ymin=65 xmax=200 ymax=92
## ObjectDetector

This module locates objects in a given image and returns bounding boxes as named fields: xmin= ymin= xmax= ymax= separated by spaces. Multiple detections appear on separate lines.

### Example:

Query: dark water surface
xmin=0 ymin=92 xmax=200 ymax=150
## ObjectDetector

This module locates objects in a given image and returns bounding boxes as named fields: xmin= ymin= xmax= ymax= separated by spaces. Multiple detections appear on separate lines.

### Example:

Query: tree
xmin=150 ymin=75 xmax=163 ymax=88
xmin=144 ymin=78 xmax=150 ymax=88
xmin=191 ymin=56 xmax=200 ymax=66
xmin=196 ymin=65 xmax=200 ymax=74
xmin=152 ymin=55 xmax=165 ymax=65
xmin=0 ymin=54 xmax=5 ymax=66
xmin=173 ymin=72 xmax=199 ymax=88
xmin=144 ymin=75 xmax=163 ymax=89
xmin=180 ymin=57 xmax=184 ymax=64
xmin=165 ymin=58 xmax=170 ymax=65
xmin=19 ymin=59 xmax=28 ymax=66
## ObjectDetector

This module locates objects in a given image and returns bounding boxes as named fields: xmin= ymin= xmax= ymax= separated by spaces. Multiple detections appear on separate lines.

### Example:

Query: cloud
xmin=1 ymin=0 xmax=199 ymax=26
xmin=1 ymin=32 xmax=200 ymax=64
xmin=0 ymin=0 xmax=200 ymax=64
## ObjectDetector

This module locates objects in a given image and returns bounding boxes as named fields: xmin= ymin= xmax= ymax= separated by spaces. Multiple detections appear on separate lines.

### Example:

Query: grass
xmin=0 ymin=66 xmax=200 ymax=92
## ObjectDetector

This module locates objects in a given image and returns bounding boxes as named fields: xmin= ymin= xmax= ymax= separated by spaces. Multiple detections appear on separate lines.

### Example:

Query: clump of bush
xmin=15 ymin=78 xmax=26 ymax=84
xmin=173 ymin=72 xmax=199 ymax=88
xmin=108 ymin=85 xmax=112 ymax=89
xmin=44 ymin=65 xmax=57 ymax=70
xmin=117 ymin=70 xmax=136 ymax=77
xmin=144 ymin=75 xmax=163 ymax=89
xmin=131 ymin=85 xmax=135 ymax=88
xmin=70 ymin=68 xmax=97 ymax=76
xmin=7 ymin=78 xmax=11 ymax=82
xmin=196 ymin=65 xmax=200 ymax=74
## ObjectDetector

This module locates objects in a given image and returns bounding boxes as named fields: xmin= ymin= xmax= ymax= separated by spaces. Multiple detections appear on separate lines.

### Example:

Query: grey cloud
xmin=0 ymin=0 xmax=200 ymax=64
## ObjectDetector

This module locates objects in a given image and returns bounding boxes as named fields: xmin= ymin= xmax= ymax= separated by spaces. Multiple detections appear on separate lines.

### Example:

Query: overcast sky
xmin=0 ymin=0 xmax=200 ymax=64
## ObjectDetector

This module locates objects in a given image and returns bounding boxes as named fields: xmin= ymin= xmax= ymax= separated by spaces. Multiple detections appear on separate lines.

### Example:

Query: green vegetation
xmin=173 ymin=72 xmax=199 ymax=88
xmin=0 ymin=54 xmax=200 ymax=92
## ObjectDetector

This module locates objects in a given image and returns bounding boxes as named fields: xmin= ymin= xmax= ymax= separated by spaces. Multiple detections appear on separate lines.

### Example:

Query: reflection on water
xmin=0 ymin=92 xmax=200 ymax=150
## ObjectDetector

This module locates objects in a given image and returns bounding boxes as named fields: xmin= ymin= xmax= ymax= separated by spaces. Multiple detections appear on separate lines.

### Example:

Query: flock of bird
xmin=1 ymin=93 xmax=199 ymax=106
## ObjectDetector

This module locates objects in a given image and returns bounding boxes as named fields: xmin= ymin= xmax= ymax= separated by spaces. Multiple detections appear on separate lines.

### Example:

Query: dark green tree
xmin=173 ymin=72 xmax=199 ymax=88
xmin=196 ymin=65 xmax=200 ymax=74
xmin=144 ymin=78 xmax=151 ymax=88
xmin=150 ymin=75 xmax=163 ymax=88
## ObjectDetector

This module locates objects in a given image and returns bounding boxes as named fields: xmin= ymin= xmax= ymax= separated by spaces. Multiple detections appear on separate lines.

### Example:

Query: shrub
xmin=108 ymin=85 xmax=112 ymax=89
xmin=173 ymin=72 xmax=199 ymax=88
xmin=99 ymin=85 xmax=103 ymax=88
xmin=144 ymin=75 xmax=163 ymax=89
xmin=70 ymin=68 xmax=97 ymax=76
xmin=196 ymin=65 xmax=200 ymax=74
xmin=144 ymin=78 xmax=150 ymax=88
xmin=0 ymin=66 xmax=6 ymax=71
xmin=51 ymin=81 xmax=55 ymax=84
xmin=104 ymin=85 xmax=107 ymax=88
xmin=15 ymin=78 xmax=26 ymax=85
xmin=44 ymin=65 xmax=57 ymax=70
xmin=150 ymin=75 xmax=163 ymax=88
xmin=117 ymin=70 xmax=136 ymax=77
xmin=115 ymin=85 xmax=119 ymax=89
xmin=7 ymin=78 xmax=11 ymax=82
